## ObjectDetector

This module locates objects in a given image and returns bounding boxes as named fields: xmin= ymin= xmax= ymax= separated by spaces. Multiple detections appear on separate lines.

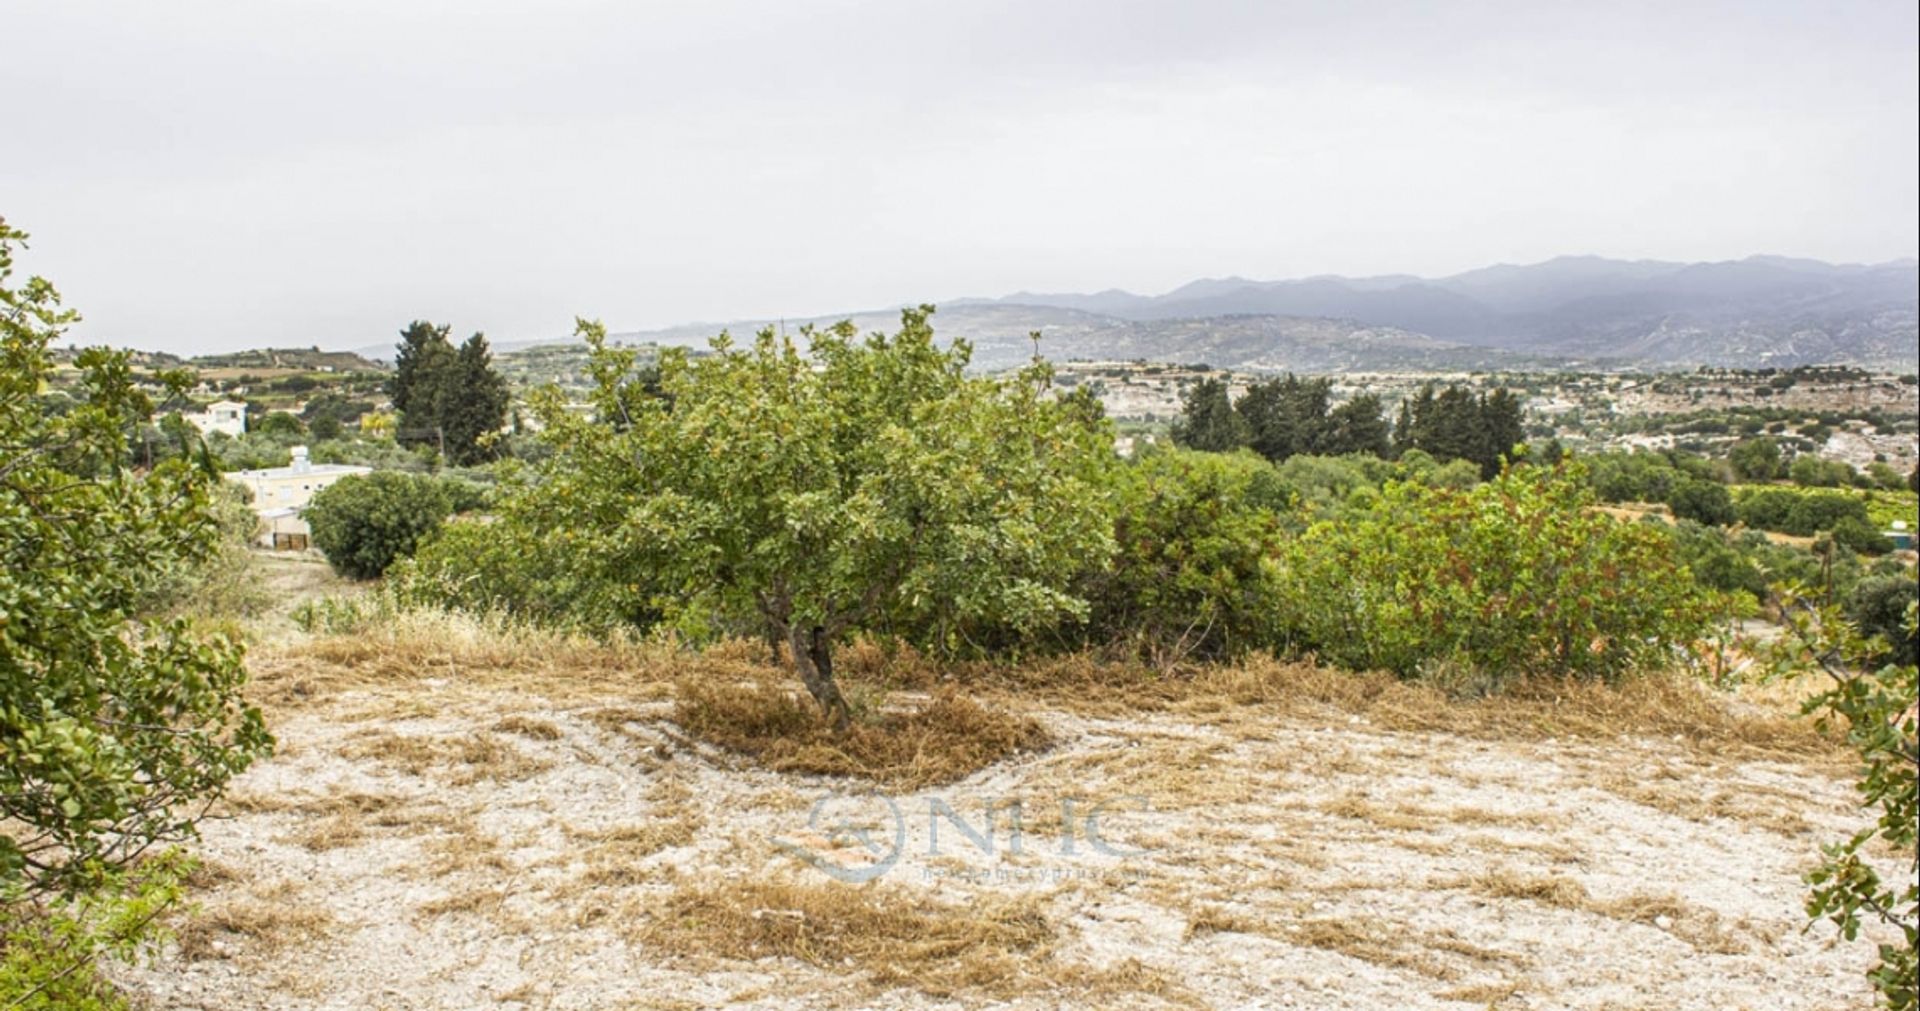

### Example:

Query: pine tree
xmin=1326 ymin=392 xmax=1391 ymax=457
xmin=1391 ymin=391 xmax=1420 ymax=457
xmin=443 ymin=333 xmax=510 ymax=464
xmin=387 ymin=321 xmax=510 ymax=463
xmin=1171 ymin=377 xmax=1249 ymax=452
xmin=1425 ymin=385 xmax=1483 ymax=465
xmin=1235 ymin=378 xmax=1288 ymax=460
xmin=1478 ymin=387 xmax=1526 ymax=478
xmin=389 ymin=320 xmax=453 ymax=417
xmin=1280 ymin=375 xmax=1333 ymax=457
xmin=1236 ymin=374 xmax=1334 ymax=463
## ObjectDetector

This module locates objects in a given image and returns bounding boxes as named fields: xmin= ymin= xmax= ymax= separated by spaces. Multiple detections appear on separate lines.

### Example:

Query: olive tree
xmin=527 ymin=307 xmax=1116 ymax=728
xmin=2 ymin=220 xmax=272 ymax=901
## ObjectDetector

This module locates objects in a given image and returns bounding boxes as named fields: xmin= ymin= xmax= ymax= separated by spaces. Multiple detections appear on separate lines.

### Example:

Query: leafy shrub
xmin=1587 ymin=450 xmax=1684 ymax=503
xmin=2 ymin=219 xmax=269 ymax=995
xmin=1669 ymin=522 xmax=1768 ymax=600
xmin=1787 ymin=492 xmax=1872 ymax=537
xmin=1265 ymin=453 xmax=1400 ymax=516
xmin=1849 ymin=576 xmax=1920 ymax=666
xmin=1866 ymin=462 xmax=1906 ymax=492
xmin=305 ymin=471 xmax=458 ymax=578
xmin=1079 ymin=448 xmax=1288 ymax=662
xmin=1774 ymin=593 xmax=1917 ymax=1010
xmin=1 ymin=859 xmax=184 ymax=1010
xmin=134 ymin=480 xmax=267 ymax=619
xmin=1736 ymin=487 xmax=1799 ymax=531
xmin=1737 ymin=486 xmax=1871 ymax=536
xmin=1667 ymin=478 xmax=1735 ymax=526
xmin=253 ymin=410 xmax=305 ymax=436
xmin=1790 ymin=453 xmax=1855 ymax=488
xmin=1832 ymin=515 xmax=1893 ymax=556
xmin=1274 ymin=463 xmax=1721 ymax=684
xmin=400 ymin=516 xmax=656 ymax=632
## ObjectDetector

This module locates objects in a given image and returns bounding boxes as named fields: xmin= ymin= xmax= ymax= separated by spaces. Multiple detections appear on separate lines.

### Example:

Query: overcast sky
xmin=6 ymin=0 xmax=1916 ymax=355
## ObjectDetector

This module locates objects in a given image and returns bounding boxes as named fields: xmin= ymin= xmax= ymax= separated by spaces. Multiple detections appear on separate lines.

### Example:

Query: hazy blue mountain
xmin=964 ymin=255 xmax=1917 ymax=368
xmin=607 ymin=303 xmax=1552 ymax=373
xmin=358 ymin=254 xmax=1914 ymax=374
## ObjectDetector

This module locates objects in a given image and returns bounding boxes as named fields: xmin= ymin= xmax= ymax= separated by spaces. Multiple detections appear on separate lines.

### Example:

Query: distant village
xmin=78 ymin=342 xmax=1918 ymax=556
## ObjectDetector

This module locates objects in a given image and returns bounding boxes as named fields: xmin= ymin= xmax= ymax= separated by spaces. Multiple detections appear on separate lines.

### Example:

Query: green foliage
xmin=1667 ymin=522 xmax=1769 ymax=600
xmin=1790 ymin=453 xmax=1857 ymax=489
xmin=1080 ymin=448 xmax=1287 ymax=662
xmin=1274 ymin=462 xmax=1722 ymax=685
xmin=1 ymin=857 xmax=184 ymax=1010
xmin=304 ymin=471 xmax=462 ymax=579
xmin=1236 ymin=374 xmax=1328 ymax=462
xmin=1174 ymin=373 xmax=1396 ymax=466
xmin=1 ymin=220 xmax=271 ymax=912
xmin=443 ymin=333 xmax=511 ymax=464
xmin=1866 ymin=462 xmax=1906 ymax=492
xmin=1584 ymin=449 xmax=1726 ymax=509
xmin=401 ymin=514 xmax=655 ymax=631
xmin=1265 ymin=454 xmax=1373 ymax=514
xmin=1832 ymin=515 xmax=1894 ymax=556
xmin=136 ymin=481 xmax=268 ymax=620
xmin=1729 ymin=436 xmax=1784 ymax=480
xmin=1736 ymin=487 xmax=1800 ymax=531
xmin=386 ymin=321 xmax=510 ymax=465
xmin=1736 ymin=486 xmax=1873 ymax=537
xmin=1393 ymin=383 xmax=1525 ymax=478
xmin=1170 ymin=376 xmax=1248 ymax=452
xmin=1773 ymin=593 xmax=1917 ymax=1010
xmin=1666 ymin=478 xmax=1735 ymax=526
xmin=388 ymin=319 xmax=449 ymax=418
xmin=518 ymin=308 xmax=1117 ymax=725
xmin=1326 ymin=392 xmax=1393 ymax=458
xmin=252 ymin=410 xmax=305 ymax=436
xmin=1848 ymin=576 xmax=1920 ymax=667
xmin=299 ymin=392 xmax=373 ymax=445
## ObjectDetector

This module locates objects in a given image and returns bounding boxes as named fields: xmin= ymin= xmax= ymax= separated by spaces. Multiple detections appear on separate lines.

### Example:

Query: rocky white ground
xmin=109 ymin=637 xmax=1888 ymax=1011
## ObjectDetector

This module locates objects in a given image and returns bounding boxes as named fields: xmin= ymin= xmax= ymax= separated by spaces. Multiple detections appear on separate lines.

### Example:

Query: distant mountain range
xmin=369 ymin=254 xmax=1918 ymax=374
xmin=942 ymin=254 xmax=1918 ymax=371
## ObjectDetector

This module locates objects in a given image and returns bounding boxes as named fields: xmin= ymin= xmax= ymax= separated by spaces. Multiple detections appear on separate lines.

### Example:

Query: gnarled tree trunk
xmin=784 ymin=622 xmax=852 ymax=732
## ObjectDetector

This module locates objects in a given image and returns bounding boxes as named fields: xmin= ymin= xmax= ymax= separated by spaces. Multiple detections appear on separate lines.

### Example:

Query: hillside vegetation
xmin=4 ymin=228 xmax=1914 ymax=1010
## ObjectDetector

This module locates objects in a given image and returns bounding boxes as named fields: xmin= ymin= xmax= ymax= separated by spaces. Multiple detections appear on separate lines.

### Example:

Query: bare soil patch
xmin=107 ymin=619 xmax=1887 ymax=1009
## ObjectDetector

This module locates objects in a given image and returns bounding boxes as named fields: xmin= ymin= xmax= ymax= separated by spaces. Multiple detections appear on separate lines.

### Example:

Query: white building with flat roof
xmin=228 ymin=446 xmax=371 ymax=550
xmin=184 ymin=400 xmax=248 ymax=438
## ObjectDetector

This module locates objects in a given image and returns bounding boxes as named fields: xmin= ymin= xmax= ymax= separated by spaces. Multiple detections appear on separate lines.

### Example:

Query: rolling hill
xmin=352 ymin=255 xmax=1916 ymax=375
xmin=953 ymin=255 xmax=1918 ymax=370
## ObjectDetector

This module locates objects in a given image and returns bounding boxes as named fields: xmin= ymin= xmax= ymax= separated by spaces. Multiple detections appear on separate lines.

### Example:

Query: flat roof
xmin=229 ymin=463 xmax=374 ymax=479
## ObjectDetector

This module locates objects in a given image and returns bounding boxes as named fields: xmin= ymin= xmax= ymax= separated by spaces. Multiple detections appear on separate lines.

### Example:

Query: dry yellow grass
xmin=675 ymin=679 xmax=1051 ymax=788
xmin=1176 ymin=654 xmax=1838 ymax=761
xmin=633 ymin=876 xmax=1055 ymax=999
xmin=567 ymin=820 xmax=700 ymax=887
xmin=492 ymin=714 xmax=565 ymax=740
xmin=135 ymin=567 xmax=1866 ymax=1008
xmin=1591 ymin=769 xmax=1819 ymax=836
xmin=338 ymin=729 xmax=551 ymax=784
xmin=252 ymin=589 xmax=1837 ymax=774
xmin=1439 ymin=868 xmax=1754 ymax=954
xmin=175 ymin=881 xmax=335 ymax=961
xmin=1181 ymin=898 xmax=1527 ymax=984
